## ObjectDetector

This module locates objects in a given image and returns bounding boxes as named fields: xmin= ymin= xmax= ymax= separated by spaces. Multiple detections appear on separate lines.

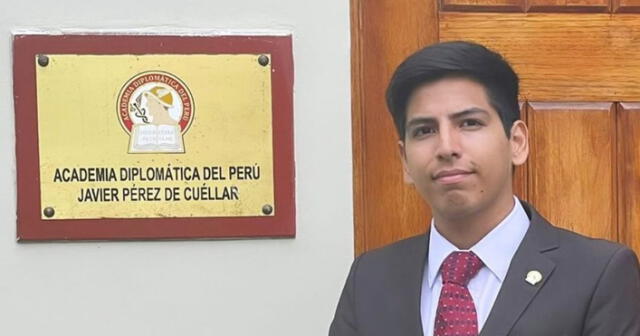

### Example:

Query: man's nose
xmin=436 ymin=125 xmax=461 ymax=161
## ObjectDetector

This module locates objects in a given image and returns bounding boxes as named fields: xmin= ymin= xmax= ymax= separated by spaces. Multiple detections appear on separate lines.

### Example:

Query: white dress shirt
xmin=421 ymin=196 xmax=530 ymax=336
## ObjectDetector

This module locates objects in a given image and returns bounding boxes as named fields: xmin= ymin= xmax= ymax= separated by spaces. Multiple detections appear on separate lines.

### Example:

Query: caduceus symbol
xmin=131 ymin=94 xmax=150 ymax=124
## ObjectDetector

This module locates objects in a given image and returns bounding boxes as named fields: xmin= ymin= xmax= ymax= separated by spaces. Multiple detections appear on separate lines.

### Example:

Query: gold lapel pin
xmin=525 ymin=270 xmax=543 ymax=285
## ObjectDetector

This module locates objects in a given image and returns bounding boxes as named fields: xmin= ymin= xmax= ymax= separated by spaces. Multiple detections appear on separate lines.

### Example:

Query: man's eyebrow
xmin=405 ymin=107 xmax=490 ymax=128
xmin=406 ymin=117 xmax=436 ymax=129
xmin=450 ymin=107 xmax=490 ymax=120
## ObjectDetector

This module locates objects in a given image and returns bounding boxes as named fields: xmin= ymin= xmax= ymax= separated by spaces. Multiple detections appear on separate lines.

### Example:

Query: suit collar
xmin=428 ymin=197 xmax=530 ymax=287
xmin=479 ymin=200 xmax=559 ymax=336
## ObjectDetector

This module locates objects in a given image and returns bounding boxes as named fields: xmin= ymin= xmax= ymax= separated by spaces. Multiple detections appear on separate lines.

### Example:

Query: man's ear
xmin=510 ymin=120 xmax=529 ymax=166
xmin=398 ymin=140 xmax=415 ymax=184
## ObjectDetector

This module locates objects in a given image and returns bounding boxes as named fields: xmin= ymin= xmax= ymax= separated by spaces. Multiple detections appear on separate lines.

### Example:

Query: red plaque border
xmin=13 ymin=34 xmax=295 ymax=241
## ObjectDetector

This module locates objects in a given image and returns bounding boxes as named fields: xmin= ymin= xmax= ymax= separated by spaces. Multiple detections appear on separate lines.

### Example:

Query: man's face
xmin=399 ymin=77 xmax=527 ymax=220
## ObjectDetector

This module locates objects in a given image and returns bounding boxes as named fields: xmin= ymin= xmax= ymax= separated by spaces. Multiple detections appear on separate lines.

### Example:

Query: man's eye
xmin=413 ymin=126 xmax=436 ymax=137
xmin=461 ymin=119 xmax=483 ymax=128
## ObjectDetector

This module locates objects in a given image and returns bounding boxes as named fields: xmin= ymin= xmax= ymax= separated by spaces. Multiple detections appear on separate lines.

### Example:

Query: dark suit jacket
xmin=330 ymin=201 xmax=640 ymax=335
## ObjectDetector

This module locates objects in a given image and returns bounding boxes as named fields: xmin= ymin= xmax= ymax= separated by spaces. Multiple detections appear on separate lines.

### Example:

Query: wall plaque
xmin=14 ymin=34 xmax=295 ymax=240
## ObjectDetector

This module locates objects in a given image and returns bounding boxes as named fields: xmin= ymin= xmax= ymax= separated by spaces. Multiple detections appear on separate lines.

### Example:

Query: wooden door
xmin=351 ymin=0 xmax=640 ymax=256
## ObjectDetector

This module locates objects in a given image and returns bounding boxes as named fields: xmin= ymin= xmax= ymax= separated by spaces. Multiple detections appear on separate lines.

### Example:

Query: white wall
xmin=0 ymin=1 xmax=353 ymax=335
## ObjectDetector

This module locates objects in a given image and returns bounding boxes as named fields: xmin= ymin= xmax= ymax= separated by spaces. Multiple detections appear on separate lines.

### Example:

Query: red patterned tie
xmin=434 ymin=251 xmax=484 ymax=336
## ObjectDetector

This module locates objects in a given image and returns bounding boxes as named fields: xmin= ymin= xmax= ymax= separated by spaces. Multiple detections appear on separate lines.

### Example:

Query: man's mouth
xmin=433 ymin=169 xmax=473 ymax=184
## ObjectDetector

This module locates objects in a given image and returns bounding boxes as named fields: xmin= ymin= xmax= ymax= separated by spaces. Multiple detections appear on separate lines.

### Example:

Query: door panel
xmin=526 ymin=0 xmax=609 ymax=12
xmin=618 ymin=103 xmax=640 ymax=253
xmin=527 ymin=102 xmax=617 ymax=240
xmin=440 ymin=0 xmax=524 ymax=12
xmin=613 ymin=0 xmax=640 ymax=12
xmin=439 ymin=13 xmax=640 ymax=101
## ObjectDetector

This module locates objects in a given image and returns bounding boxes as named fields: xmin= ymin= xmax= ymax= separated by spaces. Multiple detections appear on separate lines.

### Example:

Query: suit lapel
xmin=389 ymin=233 xmax=429 ymax=336
xmin=480 ymin=202 xmax=559 ymax=336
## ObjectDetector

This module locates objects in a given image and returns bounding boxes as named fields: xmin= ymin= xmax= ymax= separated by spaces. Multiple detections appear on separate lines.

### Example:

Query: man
xmin=330 ymin=41 xmax=640 ymax=336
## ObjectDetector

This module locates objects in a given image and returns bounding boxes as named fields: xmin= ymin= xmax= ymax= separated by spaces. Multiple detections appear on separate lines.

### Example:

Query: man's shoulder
xmin=541 ymin=218 xmax=636 ymax=269
xmin=355 ymin=234 xmax=427 ymax=271
xmin=361 ymin=233 xmax=426 ymax=257
xmin=554 ymin=225 xmax=623 ymax=251
xmin=529 ymin=215 xmax=640 ymax=333
xmin=525 ymin=201 xmax=634 ymax=263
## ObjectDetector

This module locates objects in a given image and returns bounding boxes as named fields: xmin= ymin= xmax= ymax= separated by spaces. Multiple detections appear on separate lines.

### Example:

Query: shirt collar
xmin=427 ymin=196 xmax=530 ymax=288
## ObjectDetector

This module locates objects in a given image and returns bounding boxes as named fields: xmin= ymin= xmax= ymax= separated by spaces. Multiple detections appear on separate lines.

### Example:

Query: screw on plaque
xmin=37 ymin=55 xmax=49 ymax=67
xmin=43 ymin=207 xmax=55 ymax=218
xmin=262 ymin=204 xmax=273 ymax=215
xmin=258 ymin=55 xmax=270 ymax=66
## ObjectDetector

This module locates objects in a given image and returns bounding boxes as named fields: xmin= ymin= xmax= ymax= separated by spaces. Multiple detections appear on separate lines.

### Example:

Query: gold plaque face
xmin=36 ymin=54 xmax=274 ymax=219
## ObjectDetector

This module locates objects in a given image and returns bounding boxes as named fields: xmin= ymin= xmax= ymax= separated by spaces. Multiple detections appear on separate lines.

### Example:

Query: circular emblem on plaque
xmin=117 ymin=71 xmax=195 ymax=153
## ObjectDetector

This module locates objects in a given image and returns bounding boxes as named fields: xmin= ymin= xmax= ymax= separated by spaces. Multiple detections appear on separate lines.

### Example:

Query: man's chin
xmin=432 ymin=192 xmax=476 ymax=218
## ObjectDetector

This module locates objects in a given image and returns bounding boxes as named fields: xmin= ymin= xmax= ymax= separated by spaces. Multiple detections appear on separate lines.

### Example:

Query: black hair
xmin=385 ymin=41 xmax=520 ymax=139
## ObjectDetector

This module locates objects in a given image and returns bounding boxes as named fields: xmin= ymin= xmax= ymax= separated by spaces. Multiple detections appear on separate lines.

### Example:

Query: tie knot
xmin=440 ymin=251 xmax=484 ymax=286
